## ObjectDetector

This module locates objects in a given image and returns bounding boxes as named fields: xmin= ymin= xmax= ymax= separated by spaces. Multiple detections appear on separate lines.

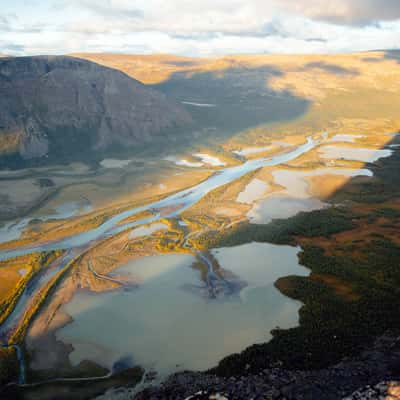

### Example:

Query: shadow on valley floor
xmin=303 ymin=61 xmax=359 ymax=76
xmin=151 ymin=65 xmax=311 ymax=140
xmin=195 ymin=133 xmax=400 ymax=376
xmin=362 ymin=50 xmax=400 ymax=64
xmin=384 ymin=50 xmax=400 ymax=63
xmin=1 ymin=135 xmax=400 ymax=399
xmin=0 ymin=58 xmax=312 ymax=170
xmin=1 ymin=53 xmax=400 ymax=397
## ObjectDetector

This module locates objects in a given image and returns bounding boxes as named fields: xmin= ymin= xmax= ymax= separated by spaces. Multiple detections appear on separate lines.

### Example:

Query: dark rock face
xmin=0 ymin=56 xmax=191 ymax=164
xmin=135 ymin=334 xmax=400 ymax=400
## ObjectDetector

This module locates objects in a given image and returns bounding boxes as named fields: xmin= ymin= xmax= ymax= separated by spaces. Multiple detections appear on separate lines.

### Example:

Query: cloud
xmin=65 ymin=0 xmax=400 ymax=32
xmin=0 ymin=0 xmax=400 ymax=56
xmin=77 ymin=0 xmax=144 ymax=20
xmin=278 ymin=0 xmax=400 ymax=25
xmin=0 ymin=43 xmax=25 ymax=53
xmin=0 ymin=15 xmax=12 ymax=32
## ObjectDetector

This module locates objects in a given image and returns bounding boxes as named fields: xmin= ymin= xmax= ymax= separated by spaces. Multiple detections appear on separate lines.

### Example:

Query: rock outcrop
xmin=133 ymin=334 xmax=400 ymax=400
xmin=0 ymin=56 xmax=191 ymax=165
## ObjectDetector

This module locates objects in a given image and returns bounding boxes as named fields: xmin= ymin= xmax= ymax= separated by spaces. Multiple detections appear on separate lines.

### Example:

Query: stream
xmin=0 ymin=138 xmax=319 ymax=341
xmin=0 ymin=137 xmax=320 ymax=385
xmin=0 ymin=137 xmax=318 ymax=262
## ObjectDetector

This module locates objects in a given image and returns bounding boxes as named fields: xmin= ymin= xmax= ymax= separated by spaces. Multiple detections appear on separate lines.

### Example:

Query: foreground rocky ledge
xmin=134 ymin=334 xmax=400 ymax=400
xmin=344 ymin=381 xmax=400 ymax=400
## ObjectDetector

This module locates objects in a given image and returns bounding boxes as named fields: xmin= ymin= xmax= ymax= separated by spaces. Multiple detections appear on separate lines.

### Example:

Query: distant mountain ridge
xmin=0 ymin=55 xmax=191 ymax=167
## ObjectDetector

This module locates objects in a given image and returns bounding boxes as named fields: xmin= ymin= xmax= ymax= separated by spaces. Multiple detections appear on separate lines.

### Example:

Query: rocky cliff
xmin=135 ymin=333 xmax=400 ymax=400
xmin=0 ymin=56 xmax=191 ymax=167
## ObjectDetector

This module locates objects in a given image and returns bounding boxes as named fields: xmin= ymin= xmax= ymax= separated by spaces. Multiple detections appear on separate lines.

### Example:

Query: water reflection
xmin=58 ymin=245 xmax=308 ymax=376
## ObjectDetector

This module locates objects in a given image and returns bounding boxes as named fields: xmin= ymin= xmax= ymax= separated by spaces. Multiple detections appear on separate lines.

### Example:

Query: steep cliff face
xmin=0 ymin=56 xmax=191 ymax=165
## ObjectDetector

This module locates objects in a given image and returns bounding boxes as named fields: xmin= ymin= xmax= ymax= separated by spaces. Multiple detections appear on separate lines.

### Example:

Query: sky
xmin=1 ymin=0 xmax=400 ymax=56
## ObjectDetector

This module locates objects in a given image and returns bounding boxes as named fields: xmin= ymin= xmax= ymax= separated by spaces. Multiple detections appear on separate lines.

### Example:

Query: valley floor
xmin=1 ymin=54 xmax=400 ymax=397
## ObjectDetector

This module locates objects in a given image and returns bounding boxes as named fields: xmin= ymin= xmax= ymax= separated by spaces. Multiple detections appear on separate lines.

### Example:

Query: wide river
xmin=0 ymin=137 xmax=323 ymax=378
xmin=0 ymin=137 xmax=318 ymax=261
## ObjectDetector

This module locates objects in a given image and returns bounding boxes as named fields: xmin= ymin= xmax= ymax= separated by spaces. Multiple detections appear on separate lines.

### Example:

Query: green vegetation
xmin=0 ymin=251 xmax=63 ymax=327
xmin=213 ymin=238 xmax=400 ymax=376
xmin=9 ymin=253 xmax=77 ymax=345
xmin=212 ymin=139 xmax=400 ymax=375
xmin=155 ymin=218 xmax=187 ymax=252
xmin=194 ymin=206 xmax=355 ymax=248
xmin=0 ymin=347 xmax=18 ymax=386
xmin=1 ymin=51 xmax=400 ymax=396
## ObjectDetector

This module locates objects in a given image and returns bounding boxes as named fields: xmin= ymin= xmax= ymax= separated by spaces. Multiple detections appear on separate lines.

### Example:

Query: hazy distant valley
xmin=1 ymin=51 xmax=400 ymax=399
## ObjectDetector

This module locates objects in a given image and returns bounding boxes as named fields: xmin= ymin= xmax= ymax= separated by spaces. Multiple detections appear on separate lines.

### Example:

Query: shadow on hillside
xmin=151 ymin=65 xmax=311 ymax=138
xmin=362 ymin=50 xmax=400 ymax=64
xmin=2 ymin=56 xmax=400 ymax=396
xmin=0 ymin=59 xmax=313 ymax=169
xmin=206 ymin=132 xmax=400 ymax=376
xmin=361 ymin=56 xmax=382 ymax=63
xmin=384 ymin=50 xmax=400 ymax=63
xmin=303 ymin=61 xmax=359 ymax=75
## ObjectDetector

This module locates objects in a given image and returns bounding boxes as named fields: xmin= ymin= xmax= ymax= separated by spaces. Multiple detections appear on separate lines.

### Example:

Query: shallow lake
xmin=164 ymin=156 xmax=203 ymax=168
xmin=233 ymin=146 xmax=273 ymax=157
xmin=247 ymin=167 xmax=372 ymax=223
xmin=0 ymin=138 xmax=317 ymax=261
xmin=100 ymin=159 xmax=132 ymax=168
xmin=0 ymin=201 xmax=91 ymax=245
xmin=248 ymin=197 xmax=327 ymax=224
xmin=318 ymin=146 xmax=392 ymax=162
xmin=129 ymin=223 xmax=168 ymax=239
xmin=192 ymin=153 xmax=226 ymax=167
xmin=57 ymin=244 xmax=308 ymax=377
xmin=329 ymin=134 xmax=363 ymax=143
xmin=236 ymin=178 xmax=269 ymax=204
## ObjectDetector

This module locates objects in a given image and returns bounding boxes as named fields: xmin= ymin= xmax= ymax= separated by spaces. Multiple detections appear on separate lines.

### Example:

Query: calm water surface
xmin=58 ymin=244 xmax=308 ymax=376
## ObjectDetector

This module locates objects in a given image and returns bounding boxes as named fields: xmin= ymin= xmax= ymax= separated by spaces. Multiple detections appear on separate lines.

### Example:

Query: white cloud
xmin=278 ymin=0 xmax=400 ymax=25
xmin=0 ymin=0 xmax=400 ymax=56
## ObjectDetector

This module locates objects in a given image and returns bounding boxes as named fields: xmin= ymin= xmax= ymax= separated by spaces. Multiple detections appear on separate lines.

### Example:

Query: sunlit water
xmin=236 ymin=178 xmax=269 ymax=204
xmin=318 ymin=146 xmax=392 ymax=162
xmin=0 ymin=136 xmax=390 ymax=384
xmin=329 ymin=134 xmax=363 ymax=143
xmin=0 ymin=138 xmax=317 ymax=261
xmin=57 ymin=244 xmax=308 ymax=377
xmin=100 ymin=159 xmax=132 ymax=168
xmin=0 ymin=201 xmax=91 ymax=245
xmin=129 ymin=223 xmax=168 ymax=239
xmin=247 ymin=167 xmax=372 ymax=224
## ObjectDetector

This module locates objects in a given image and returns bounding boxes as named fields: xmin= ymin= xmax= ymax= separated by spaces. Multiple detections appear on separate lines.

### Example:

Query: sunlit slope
xmin=75 ymin=51 xmax=400 ymax=144
xmin=72 ymin=53 xmax=210 ymax=84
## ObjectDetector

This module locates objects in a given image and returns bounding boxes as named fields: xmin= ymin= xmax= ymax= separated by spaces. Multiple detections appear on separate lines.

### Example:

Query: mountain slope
xmin=0 ymin=56 xmax=191 ymax=167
